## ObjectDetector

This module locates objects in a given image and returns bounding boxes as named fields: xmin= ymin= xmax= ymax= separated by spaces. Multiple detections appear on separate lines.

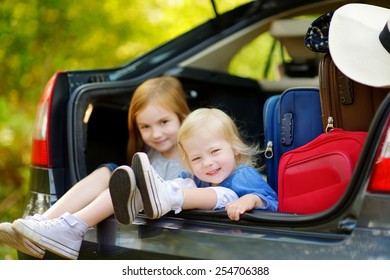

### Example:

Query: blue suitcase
xmin=263 ymin=87 xmax=323 ymax=192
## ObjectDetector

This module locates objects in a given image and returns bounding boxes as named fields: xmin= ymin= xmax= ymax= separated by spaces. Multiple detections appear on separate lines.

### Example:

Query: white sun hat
xmin=328 ymin=3 xmax=390 ymax=88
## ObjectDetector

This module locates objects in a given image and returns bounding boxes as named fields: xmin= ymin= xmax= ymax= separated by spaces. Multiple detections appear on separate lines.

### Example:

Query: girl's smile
xmin=206 ymin=167 xmax=221 ymax=176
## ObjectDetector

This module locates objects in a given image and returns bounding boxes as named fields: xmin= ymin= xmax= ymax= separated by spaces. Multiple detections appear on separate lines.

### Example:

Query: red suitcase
xmin=278 ymin=128 xmax=367 ymax=214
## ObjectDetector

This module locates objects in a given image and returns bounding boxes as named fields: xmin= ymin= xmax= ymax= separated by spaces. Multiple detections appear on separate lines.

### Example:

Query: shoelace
xmin=152 ymin=166 xmax=166 ymax=184
xmin=39 ymin=218 xmax=66 ymax=230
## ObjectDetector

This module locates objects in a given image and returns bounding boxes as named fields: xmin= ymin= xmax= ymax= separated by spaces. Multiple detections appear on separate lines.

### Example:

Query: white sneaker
xmin=132 ymin=152 xmax=184 ymax=219
xmin=109 ymin=165 xmax=143 ymax=225
xmin=12 ymin=212 xmax=89 ymax=260
xmin=0 ymin=214 xmax=46 ymax=259
xmin=0 ymin=222 xmax=45 ymax=259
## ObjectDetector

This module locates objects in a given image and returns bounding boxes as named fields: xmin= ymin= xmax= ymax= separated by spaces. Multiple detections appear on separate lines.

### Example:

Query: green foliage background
xmin=0 ymin=0 xmax=251 ymax=260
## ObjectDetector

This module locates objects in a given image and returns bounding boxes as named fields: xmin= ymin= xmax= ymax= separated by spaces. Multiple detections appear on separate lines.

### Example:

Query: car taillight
xmin=31 ymin=72 xmax=60 ymax=167
xmin=367 ymin=118 xmax=390 ymax=193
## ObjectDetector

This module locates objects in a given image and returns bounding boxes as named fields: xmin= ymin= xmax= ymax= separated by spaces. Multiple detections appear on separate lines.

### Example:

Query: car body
xmin=21 ymin=0 xmax=390 ymax=260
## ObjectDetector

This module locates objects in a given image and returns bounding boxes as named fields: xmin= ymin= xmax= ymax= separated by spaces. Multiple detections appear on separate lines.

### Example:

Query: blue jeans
xmin=98 ymin=163 xmax=118 ymax=173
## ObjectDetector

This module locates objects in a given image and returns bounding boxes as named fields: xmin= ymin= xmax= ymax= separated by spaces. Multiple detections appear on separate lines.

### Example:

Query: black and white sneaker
xmin=132 ymin=152 xmax=183 ymax=219
xmin=109 ymin=165 xmax=142 ymax=225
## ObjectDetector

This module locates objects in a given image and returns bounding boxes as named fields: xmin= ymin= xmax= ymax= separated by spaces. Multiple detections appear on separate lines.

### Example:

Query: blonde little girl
xmin=110 ymin=108 xmax=278 ymax=223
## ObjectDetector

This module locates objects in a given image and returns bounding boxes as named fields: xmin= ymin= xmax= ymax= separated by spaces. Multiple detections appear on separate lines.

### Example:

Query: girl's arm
xmin=182 ymin=187 xmax=218 ymax=210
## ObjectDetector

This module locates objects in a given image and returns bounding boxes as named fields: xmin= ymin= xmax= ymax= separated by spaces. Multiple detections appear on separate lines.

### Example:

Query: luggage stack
xmin=263 ymin=54 xmax=388 ymax=214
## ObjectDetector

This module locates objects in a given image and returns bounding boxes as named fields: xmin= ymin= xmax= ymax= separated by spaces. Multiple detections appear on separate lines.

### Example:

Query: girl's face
xmin=181 ymin=130 xmax=238 ymax=185
xmin=136 ymin=102 xmax=181 ymax=159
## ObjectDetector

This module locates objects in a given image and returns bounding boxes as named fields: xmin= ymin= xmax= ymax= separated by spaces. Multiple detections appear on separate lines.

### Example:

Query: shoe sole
xmin=0 ymin=222 xmax=45 ymax=259
xmin=12 ymin=219 xmax=78 ymax=260
xmin=132 ymin=153 xmax=160 ymax=219
xmin=109 ymin=166 xmax=137 ymax=224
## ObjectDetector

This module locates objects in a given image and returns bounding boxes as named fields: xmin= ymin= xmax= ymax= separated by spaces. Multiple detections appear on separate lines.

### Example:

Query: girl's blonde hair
xmin=127 ymin=76 xmax=190 ymax=163
xmin=177 ymin=108 xmax=259 ymax=172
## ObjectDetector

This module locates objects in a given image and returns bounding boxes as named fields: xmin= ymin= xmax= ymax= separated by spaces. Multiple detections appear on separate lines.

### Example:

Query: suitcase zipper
xmin=320 ymin=55 xmax=336 ymax=131
xmin=263 ymin=95 xmax=278 ymax=160
xmin=325 ymin=116 xmax=334 ymax=132
xmin=265 ymin=141 xmax=273 ymax=159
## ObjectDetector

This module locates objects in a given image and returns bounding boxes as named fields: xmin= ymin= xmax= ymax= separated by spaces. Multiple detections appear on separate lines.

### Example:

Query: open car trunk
xmin=69 ymin=68 xmax=268 ymax=184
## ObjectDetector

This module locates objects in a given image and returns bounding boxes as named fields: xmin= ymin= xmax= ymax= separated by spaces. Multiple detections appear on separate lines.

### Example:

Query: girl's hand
xmin=225 ymin=194 xmax=263 ymax=221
